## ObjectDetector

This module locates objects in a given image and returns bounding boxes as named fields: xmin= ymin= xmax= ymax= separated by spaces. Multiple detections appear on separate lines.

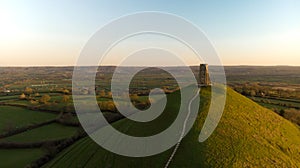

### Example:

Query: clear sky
xmin=0 ymin=0 xmax=299 ymax=66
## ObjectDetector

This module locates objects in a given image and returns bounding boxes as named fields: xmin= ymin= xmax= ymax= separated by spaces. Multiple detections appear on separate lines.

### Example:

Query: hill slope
xmin=45 ymin=87 xmax=300 ymax=167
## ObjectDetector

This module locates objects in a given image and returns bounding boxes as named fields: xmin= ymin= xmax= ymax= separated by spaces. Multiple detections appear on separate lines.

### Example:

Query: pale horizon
xmin=1 ymin=64 xmax=300 ymax=67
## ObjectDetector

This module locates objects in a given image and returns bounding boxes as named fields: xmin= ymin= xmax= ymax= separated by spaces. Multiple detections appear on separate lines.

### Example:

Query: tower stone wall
xmin=199 ymin=64 xmax=210 ymax=86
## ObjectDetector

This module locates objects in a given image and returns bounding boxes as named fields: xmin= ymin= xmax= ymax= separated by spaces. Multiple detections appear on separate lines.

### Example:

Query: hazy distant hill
xmin=45 ymin=87 xmax=300 ymax=167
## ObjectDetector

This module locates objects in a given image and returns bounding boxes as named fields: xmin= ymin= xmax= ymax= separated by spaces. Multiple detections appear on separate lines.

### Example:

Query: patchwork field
xmin=0 ymin=97 xmax=82 ymax=167
xmin=1 ymin=123 xmax=79 ymax=143
xmin=0 ymin=149 xmax=44 ymax=168
xmin=0 ymin=106 xmax=57 ymax=134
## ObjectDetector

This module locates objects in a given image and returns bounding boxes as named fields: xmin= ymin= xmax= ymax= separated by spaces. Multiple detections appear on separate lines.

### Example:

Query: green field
xmin=1 ymin=123 xmax=79 ymax=143
xmin=0 ymin=106 xmax=57 ymax=133
xmin=0 ymin=149 xmax=44 ymax=168
xmin=251 ymin=96 xmax=300 ymax=109
xmin=0 ymin=95 xmax=19 ymax=102
xmin=256 ymin=101 xmax=289 ymax=110
xmin=4 ymin=100 xmax=34 ymax=106
xmin=45 ymin=87 xmax=300 ymax=167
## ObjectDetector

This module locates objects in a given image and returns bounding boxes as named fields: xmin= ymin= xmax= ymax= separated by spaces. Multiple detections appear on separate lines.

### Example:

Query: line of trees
xmin=231 ymin=83 xmax=300 ymax=100
xmin=277 ymin=108 xmax=300 ymax=126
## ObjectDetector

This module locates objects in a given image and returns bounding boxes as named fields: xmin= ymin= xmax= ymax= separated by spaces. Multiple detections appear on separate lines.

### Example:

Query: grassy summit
xmin=45 ymin=87 xmax=300 ymax=167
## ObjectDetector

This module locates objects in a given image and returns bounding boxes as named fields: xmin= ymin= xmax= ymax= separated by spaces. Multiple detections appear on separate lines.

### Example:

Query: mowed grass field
xmin=0 ymin=106 xmax=57 ymax=133
xmin=0 ymin=103 xmax=81 ymax=167
xmin=45 ymin=87 xmax=300 ymax=168
xmin=251 ymin=96 xmax=300 ymax=109
xmin=0 ymin=149 xmax=44 ymax=168
xmin=0 ymin=95 xmax=19 ymax=102
xmin=1 ymin=123 xmax=79 ymax=143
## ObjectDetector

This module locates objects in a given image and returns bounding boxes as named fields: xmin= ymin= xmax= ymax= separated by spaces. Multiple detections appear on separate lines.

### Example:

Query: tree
xmin=250 ymin=90 xmax=256 ymax=97
xmin=98 ymin=102 xmax=106 ymax=110
xmin=63 ymin=89 xmax=70 ymax=95
xmin=30 ymin=100 xmax=38 ymax=104
xmin=107 ymin=91 xmax=112 ymax=99
xmin=130 ymin=94 xmax=139 ymax=102
xmin=99 ymin=101 xmax=117 ymax=112
xmin=282 ymin=108 xmax=300 ymax=125
xmin=61 ymin=95 xmax=70 ymax=103
xmin=279 ymin=109 xmax=285 ymax=116
xmin=24 ymin=87 xmax=33 ymax=95
xmin=99 ymin=90 xmax=106 ymax=97
xmin=40 ymin=94 xmax=51 ymax=104
xmin=19 ymin=93 xmax=26 ymax=99
xmin=107 ymin=101 xmax=116 ymax=112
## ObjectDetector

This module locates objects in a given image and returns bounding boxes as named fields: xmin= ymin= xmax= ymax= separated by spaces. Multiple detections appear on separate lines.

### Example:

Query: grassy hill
xmin=45 ymin=87 xmax=300 ymax=167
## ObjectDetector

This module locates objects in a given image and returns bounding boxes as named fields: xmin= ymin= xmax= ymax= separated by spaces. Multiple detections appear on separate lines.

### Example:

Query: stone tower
xmin=199 ymin=64 xmax=210 ymax=86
